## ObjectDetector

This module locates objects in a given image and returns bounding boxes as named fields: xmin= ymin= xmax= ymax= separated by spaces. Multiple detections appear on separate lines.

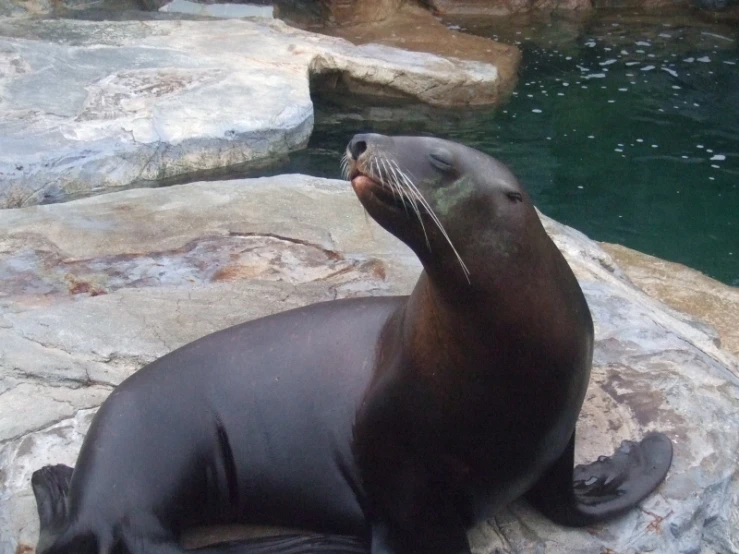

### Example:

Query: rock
xmin=158 ymin=0 xmax=275 ymax=18
xmin=0 ymin=175 xmax=418 ymax=554
xmin=0 ymin=0 xmax=143 ymax=17
xmin=426 ymin=0 xmax=592 ymax=16
xmin=139 ymin=0 xmax=171 ymax=9
xmin=601 ymin=242 xmax=739 ymax=358
xmin=312 ymin=4 xmax=520 ymax=97
xmin=1 ymin=175 xmax=738 ymax=554
xmin=0 ymin=17 xmax=505 ymax=210
xmin=593 ymin=0 xmax=688 ymax=7
xmin=150 ymin=0 xmax=405 ymax=24
xmin=319 ymin=0 xmax=404 ymax=25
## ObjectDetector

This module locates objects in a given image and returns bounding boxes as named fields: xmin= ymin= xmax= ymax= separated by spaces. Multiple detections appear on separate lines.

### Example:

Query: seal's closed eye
xmin=506 ymin=191 xmax=523 ymax=203
xmin=429 ymin=149 xmax=455 ymax=172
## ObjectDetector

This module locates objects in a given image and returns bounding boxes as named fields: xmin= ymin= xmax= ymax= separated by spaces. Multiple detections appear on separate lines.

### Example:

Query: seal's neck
xmin=418 ymin=220 xmax=563 ymax=323
xmin=399 ymin=272 xmax=489 ymax=377
xmin=402 ymin=234 xmax=591 ymax=379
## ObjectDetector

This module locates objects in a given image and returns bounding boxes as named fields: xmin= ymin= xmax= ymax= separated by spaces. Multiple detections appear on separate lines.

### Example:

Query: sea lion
xmin=32 ymin=134 xmax=673 ymax=554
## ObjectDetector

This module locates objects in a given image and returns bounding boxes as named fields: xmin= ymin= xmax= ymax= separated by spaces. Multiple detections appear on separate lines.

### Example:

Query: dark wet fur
xmin=32 ymin=135 xmax=674 ymax=554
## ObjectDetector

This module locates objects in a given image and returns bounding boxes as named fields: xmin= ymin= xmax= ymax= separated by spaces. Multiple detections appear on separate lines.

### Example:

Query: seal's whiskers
xmin=389 ymin=159 xmax=471 ymax=283
xmin=371 ymin=158 xmax=397 ymax=203
xmin=378 ymin=158 xmax=393 ymax=198
xmin=342 ymin=149 xmax=470 ymax=283
xmin=381 ymin=156 xmax=428 ymax=245
xmin=341 ymin=152 xmax=351 ymax=180
xmin=378 ymin=155 xmax=412 ymax=218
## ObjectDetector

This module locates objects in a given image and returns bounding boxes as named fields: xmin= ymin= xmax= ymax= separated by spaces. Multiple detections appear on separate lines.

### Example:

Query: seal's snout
xmin=348 ymin=133 xmax=388 ymax=161
xmin=348 ymin=136 xmax=367 ymax=160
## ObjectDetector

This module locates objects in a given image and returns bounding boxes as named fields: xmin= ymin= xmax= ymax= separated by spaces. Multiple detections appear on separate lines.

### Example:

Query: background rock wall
xmin=320 ymin=0 xmax=406 ymax=25
xmin=425 ymin=0 xmax=593 ymax=15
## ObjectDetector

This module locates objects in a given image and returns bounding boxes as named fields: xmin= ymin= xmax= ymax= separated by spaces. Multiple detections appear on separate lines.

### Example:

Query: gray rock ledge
xmin=159 ymin=0 xmax=275 ymax=19
xmin=0 ymin=17 xmax=501 ymax=209
xmin=0 ymin=175 xmax=737 ymax=554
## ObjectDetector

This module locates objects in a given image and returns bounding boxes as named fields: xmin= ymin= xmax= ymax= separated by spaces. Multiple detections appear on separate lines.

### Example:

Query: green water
xmin=263 ymin=11 xmax=739 ymax=286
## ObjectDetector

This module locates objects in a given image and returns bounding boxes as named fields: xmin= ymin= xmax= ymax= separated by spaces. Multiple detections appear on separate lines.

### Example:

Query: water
xmin=259 ymin=10 xmax=739 ymax=286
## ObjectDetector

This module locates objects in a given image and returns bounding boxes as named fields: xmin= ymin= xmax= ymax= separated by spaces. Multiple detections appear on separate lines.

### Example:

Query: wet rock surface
xmin=158 ymin=0 xmax=275 ymax=18
xmin=0 ymin=0 xmax=143 ymax=17
xmin=0 ymin=16 xmax=506 ymax=209
xmin=426 ymin=0 xmax=593 ymax=16
xmin=315 ymin=3 xmax=521 ymax=94
xmin=1 ymin=175 xmax=737 ymax=554
xmin=318 ymin=0 xmax=405 ymax=25
xmin=601 ymin=242 xmax=739 ymax=358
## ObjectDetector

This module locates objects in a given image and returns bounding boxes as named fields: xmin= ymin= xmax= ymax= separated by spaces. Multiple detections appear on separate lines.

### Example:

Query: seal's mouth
xmin=349 ymin=167 xmax=409 ymax=212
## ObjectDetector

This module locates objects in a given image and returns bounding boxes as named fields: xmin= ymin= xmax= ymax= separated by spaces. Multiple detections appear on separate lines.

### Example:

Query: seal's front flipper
xmin=32 ymin=464 xmax=74 ymax=552
xmin=526 ymin=432 xmax=673 ymax=527
xmin=572 ymin=432 xmax=673 ymax=513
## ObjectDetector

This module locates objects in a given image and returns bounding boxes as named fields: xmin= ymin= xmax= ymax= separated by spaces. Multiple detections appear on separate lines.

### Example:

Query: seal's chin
xmin=350 ymin=174 xmax=378 ymax=195
xmin=351 ymin=173 xmax=407 ymax=213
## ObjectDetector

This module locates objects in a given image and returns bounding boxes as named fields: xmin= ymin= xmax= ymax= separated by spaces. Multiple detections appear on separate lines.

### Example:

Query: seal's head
xmin=344 ymin=133 xmax=547 ymax=289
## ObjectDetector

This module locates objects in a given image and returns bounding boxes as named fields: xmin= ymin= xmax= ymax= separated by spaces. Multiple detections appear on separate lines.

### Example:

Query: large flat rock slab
xmin=602 ymin=242 xmax=739 ymax=359
xmin=426 ymin=0 xmax=592 ymax=15
xmin=1 ymin=175 xmax=737 ymax=554
xmin=314 ymin=3 xmax=520 ymax=94
xmin=0 ymin=17 xmax=503 ymax=209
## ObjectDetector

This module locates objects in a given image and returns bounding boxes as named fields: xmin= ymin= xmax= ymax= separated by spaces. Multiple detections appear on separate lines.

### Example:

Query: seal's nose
xmin=348 ymin=135 xmax=368 ymax=160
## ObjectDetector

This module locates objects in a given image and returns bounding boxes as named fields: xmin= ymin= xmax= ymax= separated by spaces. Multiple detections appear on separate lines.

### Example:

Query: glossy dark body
xmin=49 ymin=298 xmax=402 ymax=550
xmin=32 ymin=135 xmax=672 ymax=554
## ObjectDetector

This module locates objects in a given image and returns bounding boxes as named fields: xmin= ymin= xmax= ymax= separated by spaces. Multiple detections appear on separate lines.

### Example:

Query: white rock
xmin=159 ymin=0 xmax=274 ymax=18
xmin=0 ymin=18 xmax=503 ymax=209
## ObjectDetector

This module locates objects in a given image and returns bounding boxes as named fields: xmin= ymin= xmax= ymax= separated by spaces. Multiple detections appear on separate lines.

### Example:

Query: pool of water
xmin=260 ymin=10 xmax=739 ymax=286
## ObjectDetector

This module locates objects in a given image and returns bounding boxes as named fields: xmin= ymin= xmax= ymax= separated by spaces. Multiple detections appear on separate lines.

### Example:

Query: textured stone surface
xmin=159 ymin=0 xmax=274 ymax=18
xmin=316 ymin=3 xmax=520 ymax=94
xmin=426 ymin=0 xmax=592 ymax=16
xmin=1 ymin=176 xmax=737 ymax=554
xmin=319 ymin=0 xmax=404 ymax=25
xmin=593 ymin=0 xmax=688 ymax=7
xmin=0 ymin=175 xmax=418 ymax=554
xmin=601 ymin=242 xmax=739 ymax=358
xmin=0 ymin=17 xmax=505 ymax=209
xmin=0 ymin=0 xmax=142 ymax=16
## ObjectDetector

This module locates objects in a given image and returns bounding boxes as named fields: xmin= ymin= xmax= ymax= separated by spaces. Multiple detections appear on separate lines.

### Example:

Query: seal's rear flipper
xmin=525 ymin=432 xmax=673 ymax=527
xmin=32 ymin=464 xmax=74 ymax=552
